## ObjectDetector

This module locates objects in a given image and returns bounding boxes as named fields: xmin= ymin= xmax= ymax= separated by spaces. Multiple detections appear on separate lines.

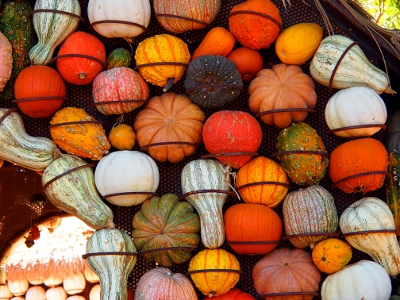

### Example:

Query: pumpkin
xmin=248 ymin=63 xmax=317 ymax=129
xmin=25 ymin=286 xmax=46 ymax=300
xmin=224 ymin=203 xmax=283 ymax=255
xmin=312 ymin=238 xmax=352 ymax=274
xmin=132 ymin=193 xmax=200 ymax=267
xmin=0 ymin=31 xmax=12 ymax=92
xmin=153 ymin=0 xmax=221 ymax=34
xmin=184 ymin=55 xmax=243 ymax=109
xmin=55 ymin=31 xmax=106 ymax=85
xmin=49 ymin=107 xmax=111 ymax=161
xmin=188 ymin=248 xmax=240 ymax=297
xmin=0 ymin=284 xmax=12 ymax=299
xmin=328 ymin=138 xmax=388 ymax=194
xmin=63 ymin=273 xmax=86 ymax=295
xmin=227 ymin=47 xmax=264 ymax=82
xmin=276 ymin=122 xmax=329 ymax=185
xmin=134 ymin=34 xmax=191 ymax=91
xmin=275 ymin=22 xmax=323 ymax=65
xmin=106 ymin=48 xmax=132 ymax=69
xmin=205 ymin=288 xmax=255 ymax=300
xmin=92 ymin=67 xmax=149 ymax=115
xmin=325 ymin=86 xmax=387 ymax=138
xmin=202 ymin=110 xmax=263 ymax=169
xmin=7 ymin=280 xmax=29 ymax=296
xmin=235 ymin=156 xmax=289 ymax=208
xmin=13 ymin=65 xmax=66 ymax=118
xmin=228 ymin=0 xmax=282 ymax=50
xmin=133 ymin=92 xmax=206 ymax=163
xmin=108 ymin=123 xmax=136 ymax=151
xmin=135 ymin=267 xmax=198 ymax=300
xmin=252 ymin=247 xmax=321 ymax=299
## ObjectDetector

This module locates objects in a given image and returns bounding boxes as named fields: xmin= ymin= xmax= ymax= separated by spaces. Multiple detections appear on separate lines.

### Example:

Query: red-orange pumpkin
xmin=56 ymin=31 xmax=106 ymax=85
xmin=224 ymin=203 xmax=282 ymax=255
xmin=206 ymin=288 xmax=256 ymax=299
xmin=227 ymin=47 xmax=264 ymax=82
xmin=13 ymin=65 xmax=66 ymax=118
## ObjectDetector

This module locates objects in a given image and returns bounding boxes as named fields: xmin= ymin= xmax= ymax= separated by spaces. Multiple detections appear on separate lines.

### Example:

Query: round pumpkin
xmin=108 ymin=123 xmax=136 ymax=151
xmin=133 ymin=92 xmax=206 ymax=163
xmin=248 ymin=63 xmax=317 ymax=129
xmin=206 ymin=288 xmax=255 ymax=300
xmin=14 ymin=65 xmax=66 ymax=118
xmin=56 ymin=31 xmax=106 ymax=85
xmin=224 ymin=203 xmax=283 ymax=255
xmin=328 ymin=138 xmax=388 ymax=194
xmin=106 ymin=48 xmax=132 ymax=69
xmin=227 ymin=47 xmax=264 ymax=82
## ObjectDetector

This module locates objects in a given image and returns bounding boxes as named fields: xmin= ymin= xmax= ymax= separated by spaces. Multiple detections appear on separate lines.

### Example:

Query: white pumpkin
xmin=25 ymin=286 xmax=45 ymax=300
xmin=87 ymin=0 xmax=151 ymax=43
xmin=321 ymin=260 xmax=391 ymax=300
xmin=7 ymin=280 xmax=29 ymax=296
xmin=95 ymin=150 xmax=160 ymax=206
xmin=324 ymin=86 xmax=387 ymax=138
xmin=63 ymin=273 xmax=86 ymax=295
xmin=0 ymin=284 xmax=12 ymax=299
xmin=45 ymin=286 xmax=67 ymax=300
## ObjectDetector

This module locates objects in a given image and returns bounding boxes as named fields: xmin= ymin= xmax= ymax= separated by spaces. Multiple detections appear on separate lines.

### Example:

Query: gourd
xmin=108 ymin=123 xmax=136 ymax=151
xmin=106 ymin=48 xmax=132 ymax=69
xmin=248 ymin=63 xmax=317 ymax=128
xmin=181 ymin=159 xmax=231 ymax=249
xmin=133 ymin=92 xmax=206 ymax=163
xmin=49 ymin=107 xmax=111 ymax=161
xmin=325 ymin=86 xmax=387 ymax=138
xmin=135 ymin=267 xmax=198 ymax=300
xmin=41 ymin=154 xmax=115 ymax=230
xmin=86 ymin=228 xmax=137 ymax=300
xmin=310 ymin=34 xmax=396 ymax=94
xmin=0 ymin=108 xmax=60 ymax=171
xmin=312 ymin=238 xmax=352 ymax=274
xmin=339 ymin=197 xmax=400 ymax=277
xmin=29 ymin=0 xmax=81 ymax=65
xmin=205 ymin=288 xmax=255 ymax=300
xmin=386 ymin=151 xmax=400 ymax=232
xmin=320 ymin=260 xmax=391 ymax=300
xmin=0 ymin=31 xmax=13 ymax=92
xmin=46 ymin=286 xmax=67 ymax=299
xmin=132 ymin=193 xmax=200 ymax=267
xmin=283 ymin=185 xmax=338 ymax=249
xmin=227 ymin=47 xmax=264 ymax=82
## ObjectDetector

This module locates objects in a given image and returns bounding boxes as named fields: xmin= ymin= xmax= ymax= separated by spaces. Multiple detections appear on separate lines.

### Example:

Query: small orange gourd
xmin=312 ymin=238 xmax=352 ymax=274
xmin=109 ymin=124 xmax=136 ymax=151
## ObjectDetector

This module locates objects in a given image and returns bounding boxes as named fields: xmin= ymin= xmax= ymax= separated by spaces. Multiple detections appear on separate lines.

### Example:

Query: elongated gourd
xmin=386 ymin=151 xmax=400 ymax=232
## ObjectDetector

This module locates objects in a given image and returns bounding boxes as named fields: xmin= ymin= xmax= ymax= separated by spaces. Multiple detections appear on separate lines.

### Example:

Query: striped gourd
xmin=0 ymin=108 xmax=60 ymax=171
xmin=339 ymin=197 xmax=400 ymax=277
xmin=86 ymin=228 xmax=137 ymax=300
xmin=42 ymin=154 xmax=115 ymax=230
xmin=181 ymin=159 xmax=231 ymax=249
xmin=310 ymin=34 xmax=395 ymax=94
xmin=283 ymin=185 xmax=338 ymax=249
xmin=29 ymin=0 xmax=81 ymax=65
xmin=386 ymin=151 xmax=400 ymax=232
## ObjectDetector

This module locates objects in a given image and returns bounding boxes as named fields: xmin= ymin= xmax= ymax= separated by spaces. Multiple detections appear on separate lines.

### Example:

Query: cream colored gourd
xmin=0 ymin=108 xmax=60 ymax=171
xmin=310 ymin=34 xmax=395 ymax=94
xmin=339 ymin=197 xmax=400 ymax=277
xmin=87 ymin=0 xmax=151 ymax=44
xmin=320 ymin=260 xmax=391 ymax=300
xmin=94 ymin=150 xmax=160 ymax=206
xmin=181 ymin=159 xmax=231 ymax=249
xmin=0 ymin=32 xmax=12 ymax=92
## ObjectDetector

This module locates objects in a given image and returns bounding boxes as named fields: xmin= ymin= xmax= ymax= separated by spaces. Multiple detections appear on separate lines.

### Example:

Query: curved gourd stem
xmin=163 ymin=78 xmax=175 ymax=92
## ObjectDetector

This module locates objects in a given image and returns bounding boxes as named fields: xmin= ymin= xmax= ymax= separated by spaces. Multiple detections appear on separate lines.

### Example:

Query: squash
xmin=283 ymin=185 xmax=338 ymax=249
xmin=386 ymin=151 xmax=400 ymax=233
xmin=0 ymin=32 xmax=12 ymax=93
xmin=320 ymin=260 xmax=391 ymax=300
xmin=7 ymin=279 xmax=29 ymax=296
xmin=135 ymin=267 xmax=198 ymax=300
xmin=248 ymin=63 xmax=317 ymax=129
xmin=46 ymin=287 xmax=67 ymax=299
xmin=339 ymin=197 xmax=400 ymax=277
xmin=85 ymin=228 xmax=137 ymax=300
xmin=0 ymin=108 xmax=60 ymax=171
xmin=106 ymin=48 xmax=132 ymax=69
xmin=325 ymin=86 xmax=387 ymax=138
xmin=94 ymin=150 xmax=160 ymax=207
xmin=328 ymin=138 xmax=388 ymax=194
xmin=25 ymin=286 xmax=46 ymax=300
xmin=133 ymin=92 xmax=206 ymax=163
xmin=181 ymin=159 xmax=231 ymax=249
xmin=205 ymin=288 xmax=255 ymax=300
xmin=41 ymin=154 xmax=115 ymax=230
xmin=49 ymin=107 xmax=111 ymax=161
xmin=88 ymin=0 xmax=150 ymax=44
xmin=132 ymin=193 xmax=200 ymax=267
xmin=312 ymin=238 xmax=352 ymax=274
xmin=228 ymin=0 xmax=282 ymax=50
xmin=310 ymin=34 xmax=396 ymax=94
xmin=276 ymin=122 xmax=329 ymax=185
xmin=202 ymin=110 xmax=262 ymax=169
xmin=227 ymin=47 xmax=264 ymax=82
xmin=0 ymin=284 xmax=13 ymax=299
xmin=108 ymin=123 xmax=136 ymax=151
xmin=252 ymin=247 xmax=321 ymax=299
xmin=275 ymin=22 xmax=323 ymax=65
xmin=29 ymin=0 xmax=81 ymax=65
xmin=188 ymin=248 xmax=240 ymax=298
xmin=63 ymin=272 xmax=86 ymax=294
xmin=184 ymin=55 xmax=243 ymax=109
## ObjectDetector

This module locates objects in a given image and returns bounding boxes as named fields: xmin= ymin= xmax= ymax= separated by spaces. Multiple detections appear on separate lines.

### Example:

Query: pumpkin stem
xmin=78 ymin=72 xmax=87 ymax=80
xmin=208 ymin=291 xmax=216 ymax=298
xmin=163 ymin=78 xmax=175 ymax=92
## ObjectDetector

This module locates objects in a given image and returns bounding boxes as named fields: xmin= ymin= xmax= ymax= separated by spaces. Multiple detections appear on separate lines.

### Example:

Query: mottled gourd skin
xmin=276 ymin=122 xmax=329 ymax=185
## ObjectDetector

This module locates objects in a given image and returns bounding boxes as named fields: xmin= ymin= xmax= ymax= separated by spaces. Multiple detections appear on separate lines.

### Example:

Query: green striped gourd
xmin=42 ymin=154 xmax=115 ymax=230
xmin=86 ymin=228 xmax=137 ymax=300
xmin=386 ymin=151 xmax=400 ymax=232
xmin=283 ymin=185 xmax=338 ymax=249
xmin=0 ymin=108 xmax=60 ymax=171
xmin=181 ymin=159 xmax=231 ymax=249
xmin=310 ymin=34 xmax=395 ymax=94
xmin=29 ymin=0 xmax=81 ymax=65
xmin=339 ymin=197 xmax=400 ymax=277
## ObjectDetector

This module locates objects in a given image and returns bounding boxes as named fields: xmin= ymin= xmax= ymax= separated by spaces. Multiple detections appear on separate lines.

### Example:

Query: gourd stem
xmin=163 ymin=78 xmax=175 ymax=92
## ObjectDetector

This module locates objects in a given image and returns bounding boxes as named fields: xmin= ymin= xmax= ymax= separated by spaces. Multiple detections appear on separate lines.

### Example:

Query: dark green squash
xmin=183 ymin=55 xmax=243 ymax=109
xmin=106 ymin=47 xmax=132 ymax=69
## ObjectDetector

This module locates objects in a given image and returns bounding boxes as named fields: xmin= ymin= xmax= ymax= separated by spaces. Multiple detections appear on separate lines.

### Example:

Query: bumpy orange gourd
xmin=108 ymin=124 xmax=136 ymax=151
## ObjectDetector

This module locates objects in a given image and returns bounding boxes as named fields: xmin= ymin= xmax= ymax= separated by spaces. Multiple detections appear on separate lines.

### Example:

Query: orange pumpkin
xmin=227 ymin=47 xmax=264 ymax=82
xmin=206 ymin=288 xmax=256 ymax=299
xmin=312 ymin=238 xmax=352 ymax=274
xmin=109 ymin=123 xmax=136 ymax=151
